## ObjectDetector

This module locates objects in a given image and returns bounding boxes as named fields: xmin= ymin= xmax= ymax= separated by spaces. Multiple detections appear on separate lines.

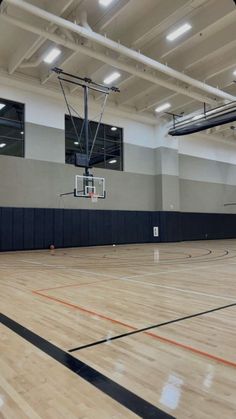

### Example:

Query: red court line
xmin=35 ymin=278 xmax=115 ymax=292
xmin=33 ymin=290 xmax=236 ymax=368
xmin=145 ymin=331 xmax=236 ymax=368
xmin=33 ymin=290 xmax=136 ymax=330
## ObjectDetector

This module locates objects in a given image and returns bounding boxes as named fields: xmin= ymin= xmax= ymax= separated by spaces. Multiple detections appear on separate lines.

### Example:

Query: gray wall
xmin=1 ymin=118 xmax=236 ymax=214
xmin=0 ymin=155 xmax=156 ymax=210
xmin=25 ymin=123 xmax=65 ymax=163
xmin=179 ymin=155 xmax=236 ymax=213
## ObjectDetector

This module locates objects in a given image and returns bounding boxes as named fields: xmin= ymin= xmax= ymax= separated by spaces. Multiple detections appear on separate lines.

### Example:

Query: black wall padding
xmin=181 ymin=212 xmax=236 ymax=241
xmin=159 ymin=212 xmax=181 ymax=242
xmin=1 ymin=207 xmax=236 ymax=251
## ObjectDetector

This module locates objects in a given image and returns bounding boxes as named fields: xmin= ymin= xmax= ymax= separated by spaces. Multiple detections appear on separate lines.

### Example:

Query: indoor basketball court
xmin=0 ymin=1 xmax=236 ymax=418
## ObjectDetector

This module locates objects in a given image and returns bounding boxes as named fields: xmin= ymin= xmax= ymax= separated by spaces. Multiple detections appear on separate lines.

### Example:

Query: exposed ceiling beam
xmin=1 ymin=12 xmax=220 ymax=105
xmin=76 ymin=0 xmax=209 ymax=99
xmin=94 ymin=0 xmax=131 ymax=31
xmin=3 ymin=0 xmax=235 ymax=104
xmin=169 ymin=22 xmax=236 ymax=71
xmin=0 ymin=67 xmax=157 ymax=124
xmin=145 ymin=3 xmax=235 ymax=62
xmin=42 ymin=0 xmax=131 ymax=86
xmin=118 ymin=80 xmax=154 ymax=105
xmin=101 ymin=3 xmax=236 ymax=106
xmin=128 ymin=0 xmax=207 ymax=49
xmin=7 ymin=0 xmax=75 ymax=74
xmin=189 ymin=48 xmax=236 ymax=82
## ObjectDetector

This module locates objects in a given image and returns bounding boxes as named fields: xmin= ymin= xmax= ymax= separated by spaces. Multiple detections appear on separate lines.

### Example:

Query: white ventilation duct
xmin=2 ymin=0 xmax=236 ymax=104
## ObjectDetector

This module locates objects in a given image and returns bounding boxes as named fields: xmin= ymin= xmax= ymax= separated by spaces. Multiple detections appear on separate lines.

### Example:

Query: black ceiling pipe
xmin=168 ymin=109 xmax=236 ymax=136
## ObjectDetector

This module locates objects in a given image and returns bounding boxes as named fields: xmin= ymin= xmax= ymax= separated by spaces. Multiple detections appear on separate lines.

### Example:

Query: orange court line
xmin=33 ymin=290 xmax=137 ymax=330
xmin=145 ymin=331 xmax=236 ymax=368
xmin=35 ymin=278 xmax=115 ymax=293
xmin=33 ymin=290 xmax=236 ymax=368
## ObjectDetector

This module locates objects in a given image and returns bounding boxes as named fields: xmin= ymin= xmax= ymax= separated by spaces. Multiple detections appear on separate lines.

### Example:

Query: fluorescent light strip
xmin=155 ymin=103 xmax=171 ymax=113
xmin=104 ymin=72 xmax=121 ymax=84
xmin=99 ymin=0 xmax=113 ymax=6
xmin=0 ymin=143 xmax=6 ymax=148
xmin=166 ymin=23 xmax=192 ymax=41
xmin=0 ymin=103 xmax=6 ymax=110
xmin=44 ymin=48 xmax=61 ymax=64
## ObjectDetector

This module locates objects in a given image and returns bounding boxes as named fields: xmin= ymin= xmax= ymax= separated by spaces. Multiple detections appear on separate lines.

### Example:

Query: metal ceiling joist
xmin=2 ymin=0 xmax=236 ymax=105
xmin=0 ymin=67 xmax=157 ymax=125
xmin=0 ymin=12 xmax=218 ymax=105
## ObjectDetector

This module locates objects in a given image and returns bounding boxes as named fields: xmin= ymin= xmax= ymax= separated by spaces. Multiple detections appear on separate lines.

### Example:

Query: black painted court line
xmin=69 ymin=302 xmax=236 ymax=352
xmin=0 ymin=313 xmax=174 ymax=419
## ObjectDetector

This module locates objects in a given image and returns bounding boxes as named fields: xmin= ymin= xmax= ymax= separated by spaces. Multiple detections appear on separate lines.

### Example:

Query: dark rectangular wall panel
xmin=54 ymin=209 xmax=64 ymax=248
xmin=12 ymin=208 xmax=24 ymax=250
xmin=34 ymin=208 xmax=45 ymax=249
xmin=1 ymin=207 xmax=236 ymax=251
xmin=0 ymin=208 xmax=13 ymax=251
xmin=151 ymin=212 xmax=160 ymax=243
xmin=44 ymin=209 xmax=54 ymax=248
xmin=63 ymin=210 xmax=73 ymax=247
xmin=23 ymin=208 xmax=34 ymax=250
xmin=159 ymin=211 xmax=181 ymax=242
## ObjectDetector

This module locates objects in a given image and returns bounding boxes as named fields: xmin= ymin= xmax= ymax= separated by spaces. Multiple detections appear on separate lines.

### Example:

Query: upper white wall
xmin=2 ymin=82 xmax=236 ymax=165
xmin=0 ymin=83 xmax=156 ymax=148
xmin=155 ymin=121 xmax=236 ymax=166
xmin=178 ymin=133 xmax=236 ymax=165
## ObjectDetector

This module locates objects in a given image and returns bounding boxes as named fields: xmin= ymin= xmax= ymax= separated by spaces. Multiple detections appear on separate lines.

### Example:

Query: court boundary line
xmin=33 ymin=289 xmax=236 ymax=368
xmin=0 ymin=313 xmax=173 ymax=419
xmin=33 ymin=290 xmax=137 ymax=330
xmin=68 ymin=302 xmax=236 ymax=369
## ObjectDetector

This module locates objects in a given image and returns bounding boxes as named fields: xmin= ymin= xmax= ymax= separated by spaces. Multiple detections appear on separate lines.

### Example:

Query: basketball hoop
xmin=89 ymin=192 xmax=99 ymax=203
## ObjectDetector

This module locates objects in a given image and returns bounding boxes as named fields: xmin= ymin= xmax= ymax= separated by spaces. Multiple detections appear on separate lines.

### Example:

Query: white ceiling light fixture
xmin=74 ymin=141 xmax=79 ymax=145
xmin=21 ymin=131 xmax=24 ymax=135
xmin=0 ymin=143 xmax=6 ymax=148
xmin=104 ymin=72 xmax=121 ymax=85
xmin=111 ymin=127 xmax=117 ymax=131
xmin=155 ymin=103 xmax=171 ymax=113
xmin=99 ymin=0 xmax=113 ymax=6
xmin=233 ymin=70 xmax=236 ymax=76
xmin=0 ymin=104 xmax=6 ymax=110
xmin=43 ymin=47 xmax=61 ymax=64
xmin=109 ymin=159 xmax=117 ymax=164
xmin=166 ymin=23 xmax=192 ymax=42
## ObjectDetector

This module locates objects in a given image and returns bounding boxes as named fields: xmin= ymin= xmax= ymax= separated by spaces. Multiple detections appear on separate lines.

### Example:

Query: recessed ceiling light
xmin=166 ymin=23 xmax=192 ymax=41
xmin=104 ymin=72 xmax=121 ymax=85
xmin=155 ymin=103 xmax=171 ymax=113
xmin=44 ymin=48 xmax=61 ymax=64
xmin=0 ymin=143 xmax=6 ymax=148
xmin=0 ymin=103 xmax=6 ymax=110
xmin=111 ymin=127 xmax=117 ymax=131
xmin=74 ymin=141 xmax=79 ymax=145
xmin=99 ymin=0 xmax=113 ymax=6
xmin=109 ymin=159 xmax=117 ymax=164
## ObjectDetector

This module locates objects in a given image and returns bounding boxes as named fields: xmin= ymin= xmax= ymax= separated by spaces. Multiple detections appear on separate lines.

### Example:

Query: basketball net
xmin=89 ymin=192 xmax=98 ymax=203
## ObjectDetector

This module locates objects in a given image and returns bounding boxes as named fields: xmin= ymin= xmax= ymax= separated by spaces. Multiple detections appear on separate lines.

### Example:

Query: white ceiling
xmin=0 ymin=0 xmax=235 ymax=137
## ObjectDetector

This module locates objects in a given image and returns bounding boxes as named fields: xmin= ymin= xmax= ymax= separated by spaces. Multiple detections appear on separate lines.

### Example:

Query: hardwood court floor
xmin=0 ymin=240 xmax=236 ymax=418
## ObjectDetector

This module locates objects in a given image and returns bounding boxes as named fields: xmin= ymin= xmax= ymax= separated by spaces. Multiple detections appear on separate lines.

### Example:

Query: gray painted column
xmin=155 ymin=147 xmax=180 ymax=211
